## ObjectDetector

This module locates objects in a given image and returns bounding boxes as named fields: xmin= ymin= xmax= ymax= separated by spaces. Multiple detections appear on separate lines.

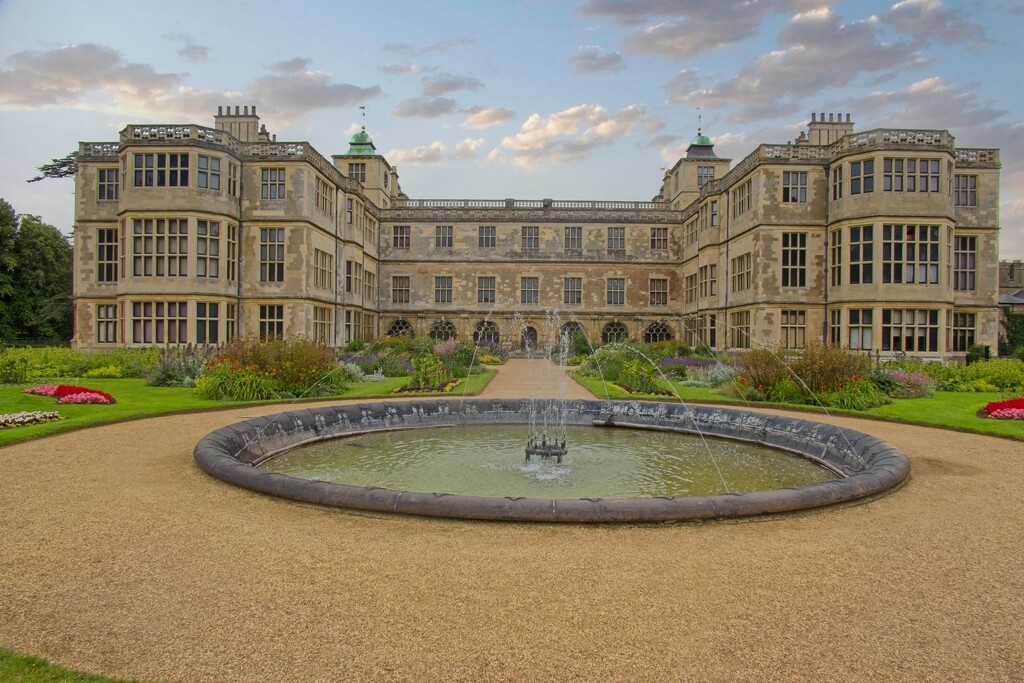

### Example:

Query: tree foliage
xmin=27 ymin=151 xmax=78 ymax=183
xmin=1003 ymin=309 xmax=1024 ymax=353
xmin=0 ymin=198 xmax=73 ymax=343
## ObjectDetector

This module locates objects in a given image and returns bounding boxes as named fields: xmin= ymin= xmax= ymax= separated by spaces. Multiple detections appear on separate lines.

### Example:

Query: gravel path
xmin=1 ymin=361 xmax=1022 ymax=682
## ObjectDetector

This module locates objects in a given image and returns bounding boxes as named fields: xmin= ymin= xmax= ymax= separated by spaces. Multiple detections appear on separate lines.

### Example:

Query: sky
xmin=0 ymin=0 xmax=1022 ymax=258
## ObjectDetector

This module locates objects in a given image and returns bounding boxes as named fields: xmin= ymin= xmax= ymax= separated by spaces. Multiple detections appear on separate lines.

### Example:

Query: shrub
xmin=0 ymin=346 xmax=159 ymax=379
xmin=343 ymin=362 xmax=366 ymax=382
xmin=817 ymin=375 xmax=890 ymax=410
xmin=433 ymin=338 xmax=460 ymax=358
xmin=409 ymin=354 xmax=447 ymax=390
xmin=968 ymin=358 xmax=1024 ymax=391
xmin=737 ymin=348 xmax=794 ymax=395
xmin=577 ymin=344 xmax=635 ymax=382
xmin=790 ymin=342 xmax=871 ymax=397
xmin=619 ymin=358 xmax=660 ymax=394
xmin=194 ymin=363 xmax=278 ymax=401
xmin=146 ymin=346 xmax=212 ymax=387
xmin=683 ymin=361 xmax=736 ymax=388
xmin=966 ymin=344 xmax=990 ymax=364
xmin=569 ymin=330 xmax=594 ymax=358
xmin=766 ymin=378 xmax=805 ymax=404
xmin=0 ymin=353 xmax=30 ymax=383
xmin=646 ymin=341 xmax=692 ymax=360
xmin=82 ymin=365 xmax=123 ymax=379
xmin=219 ymin=337 xmax=344 ymax=395
xmin=476 ymin=339 xmax=508 ymax=360
xmin=887 ymin=371 xmax=935 ymax=399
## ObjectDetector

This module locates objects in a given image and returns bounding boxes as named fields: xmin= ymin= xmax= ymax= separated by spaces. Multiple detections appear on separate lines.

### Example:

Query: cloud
xmin=578 ymin=0 xmax=827 ymax=59
xmin=271 ymin=57 xmax=312 ymax=74
xmin=884 ymin=0 xmax=990 ymax=47
xmin=0 ymin=43 xmax=379 ymax=125
xmin=178 ymin=44 xmax=210 ymax=63
xmin=665 ymin=8 xmax=921 ymax=122
xmin=250 ymin=69 xmax=381 ymax=120
xmin=500 ymin=103 xmax=663 ymax=167
xmin=163 ymin=32 xmax=211 ymax=63
xmin=379 ymin=63 xmax=436 ymax=75
xmin=393 ymin=95 xmax=458 ymax=118
xmin=452 ymin=138 xmax=485 ymax=160
xmin=0 ymin=43 xmax=184 ymax=108
xmin=422 ymin=73 xmax=483 ymax=97
xmin=462 ymin=106 xmax=515 ymax=129
xmin=386 ymin=138 xmax=488 ymax=165
xmin=856 ymin=76 xmax=1005 ymax=130
xmin=386 ymin=141 xmax=447 ymax=165
xmin=646 ymin=133 xmax=682 ymax=148
xmin=571 ymin=45 xmax=625 ymax=74
xmin=383 ymin=38 xmax=476 ymax=57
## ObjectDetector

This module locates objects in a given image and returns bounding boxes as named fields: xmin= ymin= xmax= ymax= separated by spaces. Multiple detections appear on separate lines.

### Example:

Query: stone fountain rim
xmin=193 ymin=398 xmax=911 ymax=523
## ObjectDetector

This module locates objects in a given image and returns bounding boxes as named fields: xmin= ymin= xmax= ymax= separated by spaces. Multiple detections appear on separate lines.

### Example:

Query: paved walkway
xmin=477 ymin=358 xmax=595 ymax=400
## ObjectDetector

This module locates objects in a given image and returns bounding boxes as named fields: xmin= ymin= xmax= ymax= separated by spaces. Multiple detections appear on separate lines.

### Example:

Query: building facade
xmin=71 ymin=107 xmax=1002 ymax=359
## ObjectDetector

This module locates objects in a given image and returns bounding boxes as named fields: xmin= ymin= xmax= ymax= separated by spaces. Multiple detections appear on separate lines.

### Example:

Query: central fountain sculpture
xmin=524 ymin=398 xmax=568 ymax=463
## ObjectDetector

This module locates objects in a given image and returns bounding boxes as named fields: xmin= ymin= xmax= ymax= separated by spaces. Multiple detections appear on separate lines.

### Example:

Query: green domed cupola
xmin=347 ymin=127 xmax=377 ymax=156
xmin=685 ymin=128 xmax=721 ymax=159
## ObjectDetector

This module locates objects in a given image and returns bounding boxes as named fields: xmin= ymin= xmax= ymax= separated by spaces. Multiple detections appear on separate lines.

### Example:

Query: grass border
xmin=0 ymin=369 xmax=497 ymax=449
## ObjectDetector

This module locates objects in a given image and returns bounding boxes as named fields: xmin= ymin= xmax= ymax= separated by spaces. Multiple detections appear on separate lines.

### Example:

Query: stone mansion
xmin=71 ymin=106 xmax=1001 ymax=358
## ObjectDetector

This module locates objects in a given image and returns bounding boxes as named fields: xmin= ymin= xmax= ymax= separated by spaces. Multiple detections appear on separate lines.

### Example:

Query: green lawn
xmin=571 ymin=373 xmax=1023 ymax=441
xmin=864 ymin=391 xmax=1024 ymax=439
xmin=0 ymin=369 xmax=497 ymax=448
xmin=0 ymin=648 xmax=139 ymax=683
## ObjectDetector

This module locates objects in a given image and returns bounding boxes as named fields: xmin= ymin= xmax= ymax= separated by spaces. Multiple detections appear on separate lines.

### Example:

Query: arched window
xmin=429 ymin=319 xmax=457 ymax=341
xmin=602 ymin=322 xmax=630 ymax=344
xmin=559 ymin=321 xmax=585 ymax=344
xmin=520 ymin=326 xmax=538 ymax=351
xmin=474 ymin=320 xmax=500 ymax=345
xmin=387 ymin=319 xmax=413 ymax=337
xmin=644 ymin=321 xmax=674 ymax=343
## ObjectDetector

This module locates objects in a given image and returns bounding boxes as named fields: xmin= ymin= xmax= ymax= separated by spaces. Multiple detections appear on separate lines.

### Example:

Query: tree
xmin=0 ymin=199 xmax=73 ymax=343
xmin=27 ymin=151 xmax=78 ymax=183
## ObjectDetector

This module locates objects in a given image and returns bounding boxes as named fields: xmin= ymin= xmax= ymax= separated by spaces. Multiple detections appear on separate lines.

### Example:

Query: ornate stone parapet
xmin=955 ymin=148 xmax=1000 ymax=167
xmin=120 ymin=124 xmax=242 ymax=154
xmin=78 ymin=142 xmax=119 ymax=158
xmin=831 ymin=128 xmax=955 ymax=155
xmin=385 ymin=198 xmax=680 ymax=224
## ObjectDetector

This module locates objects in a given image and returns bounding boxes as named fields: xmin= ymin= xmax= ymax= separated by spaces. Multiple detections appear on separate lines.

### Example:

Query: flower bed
xmin=22 ymin=385 xmax=116 ymax=405
xmin=0 ymin=411 xmax=62 ymax=429
xmin=981 ymin=397 xmax=1024 ymax=420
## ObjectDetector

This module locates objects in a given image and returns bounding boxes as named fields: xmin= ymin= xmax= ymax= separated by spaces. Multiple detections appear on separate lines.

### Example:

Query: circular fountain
xmin=193 ymin=399 xmax=910 ymax=523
